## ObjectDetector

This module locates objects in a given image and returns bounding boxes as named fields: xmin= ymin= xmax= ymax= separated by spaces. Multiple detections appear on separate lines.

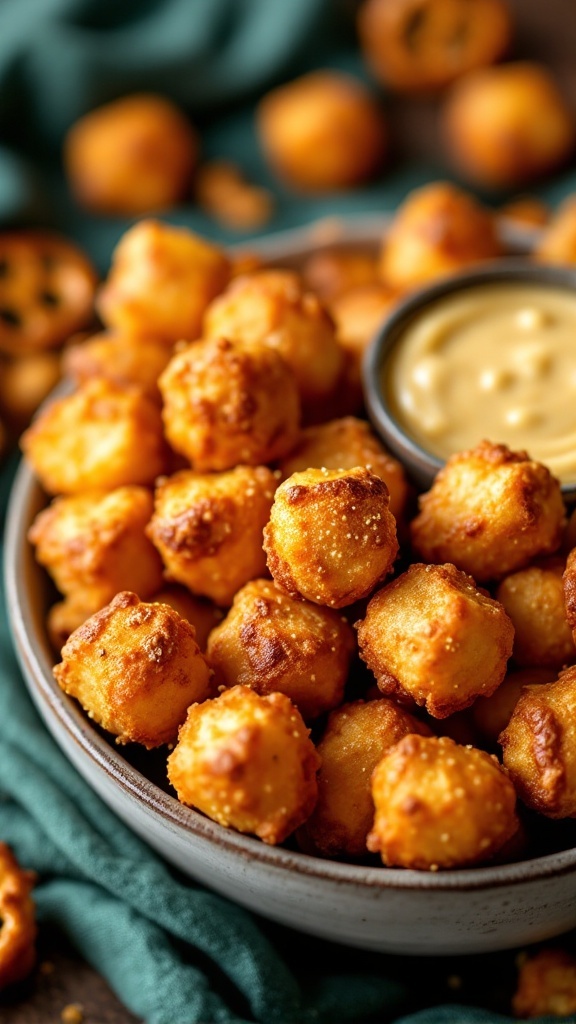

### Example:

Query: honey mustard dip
xmin=385 ymin=281 xmax=576 ymax=485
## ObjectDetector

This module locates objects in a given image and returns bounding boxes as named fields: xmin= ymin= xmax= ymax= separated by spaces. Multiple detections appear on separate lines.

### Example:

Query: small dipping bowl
xmin=363 ymin=260 xmax=576 ymax=503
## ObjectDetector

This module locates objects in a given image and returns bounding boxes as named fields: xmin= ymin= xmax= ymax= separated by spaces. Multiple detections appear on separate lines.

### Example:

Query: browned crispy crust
xmin=0 ymin=843 xmax=37 ymax=990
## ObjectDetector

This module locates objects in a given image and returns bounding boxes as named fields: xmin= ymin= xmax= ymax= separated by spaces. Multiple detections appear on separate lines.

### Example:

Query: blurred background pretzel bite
xmin=367 ymin=734 xmax=519 ymax=870
xmin=54 ymin=591 xmax=212 ymax=748
xmin=0 ymin=842 xmax=37 ymax=990
xmin=496 ymin=558 xmax=576 ymax=670
xmin=206 ymin=578 xmax=356 ymax=722
xmin=410 ymin=441 xmax=566 ymax=583
xmin=302 ymin=246 xmax=380 ymax=303
xmin=513 ymin=948 xmax=576 ymax=1019
xmin=263 ymin=466 xmax=398 ymax=609
xmin=147 ymin=466 xmax=277 ymax=607
xmin=473 ymin=668 xmax=557 ymax=748
xmin=535 ymin=195 xmax=576 ymax=266
xmin=167 ymin=685 xmax=320 ymax=845
xmin=159 ymin=335 xmax=300 ymax=471
xmin=0 ymin=351 xmax=62 ymax=436
xmin=297 ymin=698 xmax=432 ymax=859
xmin=357 ymin=562 xmax=514 ymax=718
xmin=63 ymin=330 xmax=172 ymax=403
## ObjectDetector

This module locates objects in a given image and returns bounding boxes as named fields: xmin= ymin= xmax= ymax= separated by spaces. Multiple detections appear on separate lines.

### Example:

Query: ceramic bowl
xmin=7 ymin=215 xmax=576 ymax=957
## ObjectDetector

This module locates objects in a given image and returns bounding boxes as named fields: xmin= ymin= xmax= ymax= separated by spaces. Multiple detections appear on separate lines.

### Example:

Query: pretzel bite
xmin=264 ymin=466 xmax=398 ymax=609
xmin=64 ymin=93 xmax=198 ymax=216
xmin=357 ymin=562 xmax=514 ymax=718
xmin=54 ymin=591 xmax=212 ymax=748
xmin=47 ymin=596 xmax=94 ymax=652
xmin=159 ymin=336 xmax=300 ymax=471
xmin=0 ymin=843 xmax=36 ymax=990
xmin=410 ymin=441 xmax=566 ymax=583
xmin=97 ymin=220 xmax=230 ymax=345
xmin=357 ymin=0 xmax=511 ymax=94
xmin=63 ymin=331 xmax=171 ymax=402
xmin=367 ymin=733 xmax=519 ymax=869
xmin=28 ymin=485 xmax=163 ymax=613
xmin=513 ymin=949 xmax=576 ymax=1019
xmin=150 ymin=586 xmax=223 ymax=652
xmin=167 ymin=685 xmax=320 ymax=844
xmin=195 ymin=160 xmax=274 ymax=232
xmin=302 ymin=247 xmax=380 ymax=303
xmin=206 ymin=578 xmax=355 ymax=721
xmin=0 ymin=231 xmax=97 ymax=356
xmin=21 ymin=378 xmax=167 ymax=495
xmin=535 ymin=196 xmax=576 ymax=266
xmin=203 ymin=269 xmax=343 ymax=414
xmin=298 ymin=698 xmax=431 ymax=859
xmin=329 ymin=283 xmax=400 ymax=399
xmin=496 ymin=559 xmax=576 ymax=669
xmin=279 ymin=416 xmax=408 ymax=523
xmin=147 ymin=466 xmax=277 ymax=606
xmin=500 ymin=666 xmax=576 ymax=818
xmin=443 ymin=63 xmax=576 ymax=189
xmin=500 ymin=196 xmax=550 ymax=229
xmin=0 ymin=352 xmax=61 ymax=431
xmin=473 ymin=668 xmax=556 ymax=746
xmin=379 ymin=183 xmax=501 ymax=291
xmin=256 ymin=70 xmax=386 ymax=191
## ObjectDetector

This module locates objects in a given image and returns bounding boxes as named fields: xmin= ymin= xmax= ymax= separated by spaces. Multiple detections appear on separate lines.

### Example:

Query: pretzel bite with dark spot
xmin=410 ymin=441 xmax=566 ymax=583
xmin=21 ymin=378 xmax=167 ymax=495
xmin=147 ymin=466 xmax=277 ymax=606
xmin=159 ymin=336 xmax=300 ymax=471
xmin=63 ymin=331 xmax=171 ymax=402
xmin=357 ymin=562 xmax=514 ymax=718
xmin=264 ymin=466 xmax=398 ymax=609
xmin=97 ymin=220 xmax=230 ymax=345
xmin=167 ymin=685 xmax=320 ymax=845
xmin=500 ymin=666 xmax=576 ymax=818
xmin=298 ymin=698 xmax=432 ymax=859
xmin=150 ymin=586 xmax=223 ymax=652
xmin=473 ymin=668 xmax=556 ymax=747
xmin=302 ymin=247 xmax=380 ymax=303
xmin=53 ymin=591 xmax=212 ymax=748
xmin=0 ymin=843 xmax=36 ymax=990
xmin=496 ymin=559 xmax=576 ymax=669
xmin=367 ymin=733 xmax=519 ymax=869
xmin=0 ymin=352 xmax=62 ymax=431
xmin=513 ymin=948 xmax=576 ymax=1019
xmin=535 ymin=196 xmax=576 ymax=266
xmin=206 ymin=578 xmax=355 ymax=721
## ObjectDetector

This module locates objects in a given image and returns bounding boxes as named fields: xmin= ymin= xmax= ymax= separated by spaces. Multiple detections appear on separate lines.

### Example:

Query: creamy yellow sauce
xmin=385 ymin=281 xmax=576 ymax=485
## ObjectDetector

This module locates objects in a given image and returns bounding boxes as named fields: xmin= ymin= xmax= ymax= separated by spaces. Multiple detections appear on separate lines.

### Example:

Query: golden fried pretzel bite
xmin=167 ymin=685 xmax=320 ymax=845
xmin=357 ymin=562 xmax=514 ymax=718
xmin=367 ymin=734 xmax=519 ymax=869
xmin=500 ymin=665 xmax=576 ymax=818
xmin=21 ymin=378 xmax=167 ymax=495
xmin=302 ymin=247 xmax=380 ymax=303
xmin=159 ymin=336 xmax=300 ymax=471
xmin=64 ymin=93 xmax=198 ymax=216
xmin=473 ymin=668 xmax=556 ymax=747
xmin=357 ymin=0 xmax=511 ymax=94
xmin=28 ymin=485 xmax=163 ymax=614
xmin=496 ymin=559 xmax=576 ymax=670
xmin=0 ymin=352 xmax=61 ymax=431
xmin=298 ymin=698 xmax=431 ymax=859
xmin=264 ymin=466 xmax=398 ymax=609
xmin=63 ymin=331 xmax=171 ymax=402
xmin=256 ymin=70 xmax=387 ymax=191
xmin=97 ymin=220 xmax=230 ymax=345
xmin=206 ymin=579 xmax=355 ymax=721
xmin=0 ymin=843 xmax=36 ymax=990
xmin=147 ymin=466 xmax=277 ymax=607
xmin=54 ymin=591 xmax=212 ymax=748
xmin=379 ymin=183 xmax=502 ymax=291
xmin=513 ymin=948 xmax=576 ymax=1019
xmin=535 ymin=196 xmax=576 ymax=266
xmin=195 ymin=161 xmax=274 ymax=232
xmin=279 ymin=416 xmax=408 ymax=523
xmin=203 ymin=269 xmax=344 ymax=413
xmin=150 ymin=586 xmax=223 ymax=652
xmin=0 ymin=231 xmax=97 ymax=357
xmin=410 ymin=441 xmax=566 ymax=583
xmin=500 ymin=196 xmax=550 ymax=229
xmin=443 ymin=63 xmax=576 ymax=190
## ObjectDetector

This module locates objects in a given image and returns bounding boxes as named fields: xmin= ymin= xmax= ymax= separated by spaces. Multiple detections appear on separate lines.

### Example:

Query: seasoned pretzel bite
xmin=367 ymin=734 xmax=519 ymax=869
xmin=0 ymin=352 xmax=62 ymax=431
xmin=357 ymin=562 xmax=514 ymax=718
xmin=500 ymin=666 xmax=576 ymax=818
xmin=28 ymin=485 xmax=163 ymax=614
xmin=302 ymin=247 xmax=380 ymax=303
xmin=496 ymin=559 xmax=576 ymax=670
xmin=203 ymin=270 xmax=344 ymax=413
xmin=21 ymin=378 xmax=167 ymax=495
xmin=357 ymin=0 xmax=512 ymax=94
xmin=167 ymin=685 xmax=320 ymax=845
xmin=64 ymin=93 xmax=198 ymax=216
xmin=298 ymin=698 xmax=432 ymax=859
xmin=535 ymin=196 xmax=576 ymax=266
xmin=264 ymin=466 xmax=398 ymax=609
xmin=513 ymin=948 xmax=576 ymax=1019
xmin=159 ymin=336 xmax=300 ymax=471
xmin=0 ymin=843 xmax=36 ymax=991
xmin=53 ymin=591 xmax=212 ymax=748
xmin=279 ymin=416 xmax=408 ymax=523
xmin=410 ymin=441 xmax=566 ymax=583
xmin=97 ymin=220 xmax=230 ymax=345
xmin=443 ymin=63 xmax=576 ymax=190
xmin=473 ymin=668 xmax=556 ymax=747
xmin=63 ymin=331 xmax=171 ymax=402
xmin=206 ymin=579 xmax=356 ymax=721
xmin=256 ymin=70 xmax=387 ymax=191
xmin=379 ymin=183 xmax=502 ymax=291
xmin=150 ymin=586 xmax=223 ymax=652
xmin=147 ymin=466 xmax=277 ymax=607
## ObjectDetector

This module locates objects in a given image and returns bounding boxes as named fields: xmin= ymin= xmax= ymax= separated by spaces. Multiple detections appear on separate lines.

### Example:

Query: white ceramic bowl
xmin=7 ymin=215 xmax=576 ymax=957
